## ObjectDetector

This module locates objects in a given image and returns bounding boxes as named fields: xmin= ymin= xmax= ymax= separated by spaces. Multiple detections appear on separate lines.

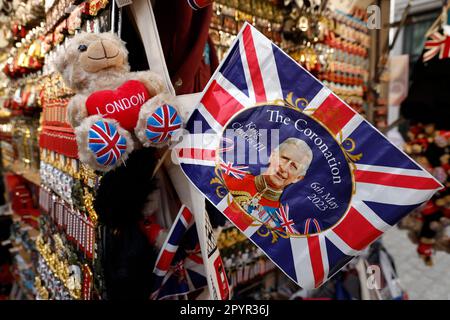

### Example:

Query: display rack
xmin=209 ymin=1 xmax=371 ymax=116
xmin=8 ymin=161 xmax=40 ymax=186
xmin=0 ymin=0 xmax=112 ymax=300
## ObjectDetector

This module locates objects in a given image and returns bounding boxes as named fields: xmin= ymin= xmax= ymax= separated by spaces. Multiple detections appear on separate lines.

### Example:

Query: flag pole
xmin=152 ymin=148 xmax=170 ymax=179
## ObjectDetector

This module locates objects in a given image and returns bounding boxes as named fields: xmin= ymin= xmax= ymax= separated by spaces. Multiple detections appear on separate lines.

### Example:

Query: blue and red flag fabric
xmin=146 ymin=104 xmax=182 ymax=143
xmin=88 ymin=120 xmax=127 ymax=166
xmin=150 ymin=206 xmax=207 ymax=300
xmin=175 ymin=23 xmax=443 ymax=290
xmin=423 ymin=31 xmax=450 ymax=62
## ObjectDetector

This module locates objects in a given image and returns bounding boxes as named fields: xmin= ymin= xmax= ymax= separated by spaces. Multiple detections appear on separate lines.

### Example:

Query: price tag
xmin=115 ymin=0 xmax=132 ymax=8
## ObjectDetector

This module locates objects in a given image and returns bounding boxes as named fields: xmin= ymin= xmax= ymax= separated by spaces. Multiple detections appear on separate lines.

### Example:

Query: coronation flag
xmin=176 ymin=23 xmax=443 ymax=290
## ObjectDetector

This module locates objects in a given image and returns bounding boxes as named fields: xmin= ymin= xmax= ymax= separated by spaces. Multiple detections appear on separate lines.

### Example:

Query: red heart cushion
xmin=86 ymin=80 xmax=151 ymax=131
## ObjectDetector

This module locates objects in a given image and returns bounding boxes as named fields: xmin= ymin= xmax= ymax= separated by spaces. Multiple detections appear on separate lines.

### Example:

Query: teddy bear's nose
xmin=86 ymin=40 xmax=119 ymax=60
xmin=81 ymin=39 xmax=124 ymax=73
xmin=101 ymin=40 xmax=120 ymax=59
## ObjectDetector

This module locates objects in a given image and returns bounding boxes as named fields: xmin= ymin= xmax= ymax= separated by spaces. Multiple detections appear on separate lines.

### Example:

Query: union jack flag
xmin=275 ymin=204 xmax=299 ymax=235
xmin=220 ymin=161 xmax=249 ymax=179
xmin=88 ymin=120 xmax=127 ymax=166
xmin=423 ymin=31 xmax=450 ymax=62
xmin=176 ymin=23 xmax=443 ymax=289
xmin=150 ymin=206 xmax=207 ymax=300
xmin=146 ymin=104 xmax=182 ymax=143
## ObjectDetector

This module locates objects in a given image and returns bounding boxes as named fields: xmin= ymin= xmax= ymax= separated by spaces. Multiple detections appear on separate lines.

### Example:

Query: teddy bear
xmin=53 ymin=32 xmax=182 ymax=171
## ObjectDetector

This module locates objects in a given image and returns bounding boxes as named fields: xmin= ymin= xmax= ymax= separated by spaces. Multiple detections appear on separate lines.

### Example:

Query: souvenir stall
xmin=0 ymin=0 xmax=440 ymax=302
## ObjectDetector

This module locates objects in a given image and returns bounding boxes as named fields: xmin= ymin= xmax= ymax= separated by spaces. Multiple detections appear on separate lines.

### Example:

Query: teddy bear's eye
xmin=78 ymin=45 xmax=88 ymax=52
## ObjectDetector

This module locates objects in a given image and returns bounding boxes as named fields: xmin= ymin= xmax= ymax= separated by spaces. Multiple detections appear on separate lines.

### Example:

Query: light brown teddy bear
xmin=54 ymin=32 xmax=182 ymax=171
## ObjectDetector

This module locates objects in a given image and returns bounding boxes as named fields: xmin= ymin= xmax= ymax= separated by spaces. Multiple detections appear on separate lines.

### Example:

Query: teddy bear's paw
xmin=145 ymin=104 xmax=182 ymax=143
xmin=136 ymin=102 xmax=182 ymax=147
xmin=86 ymin=119 xmax=131 ymax=169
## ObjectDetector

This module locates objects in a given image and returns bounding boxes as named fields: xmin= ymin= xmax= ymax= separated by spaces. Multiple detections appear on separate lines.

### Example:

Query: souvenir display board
xmin=0 ymin=0 xmax=112 ymax=299
xmin=209 ymin=1 xmax=370 ymax=115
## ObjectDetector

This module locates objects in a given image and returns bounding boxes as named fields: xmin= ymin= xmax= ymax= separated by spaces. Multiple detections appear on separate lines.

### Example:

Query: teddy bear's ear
xmin=52 ymin=47 xmax=77 ymax=88
xmin=99 ymin=31 xmax=124 ymax=44
xmin=53 ymin=49 xmax=67 ymax=75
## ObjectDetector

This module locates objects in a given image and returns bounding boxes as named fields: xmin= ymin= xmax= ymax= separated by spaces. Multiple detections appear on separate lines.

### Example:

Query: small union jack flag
xmin=88 ymin=120 xmax=127 ymax=166
xmin=276 ymin=204 xmax=299 ymax=235
xmin=146 ymin=104 xmax=182 ymax=143
xmin=151 ymin=206 xmax=207 ymax=300
xmin=423 ymin=31 xmax=450 ymax=62
xmin=220 ymin=161 xmax=249 ymax=179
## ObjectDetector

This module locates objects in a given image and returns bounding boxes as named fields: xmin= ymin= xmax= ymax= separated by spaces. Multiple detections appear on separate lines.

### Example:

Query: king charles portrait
xmin=222 ymin=138 xmax=313 ymax=230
